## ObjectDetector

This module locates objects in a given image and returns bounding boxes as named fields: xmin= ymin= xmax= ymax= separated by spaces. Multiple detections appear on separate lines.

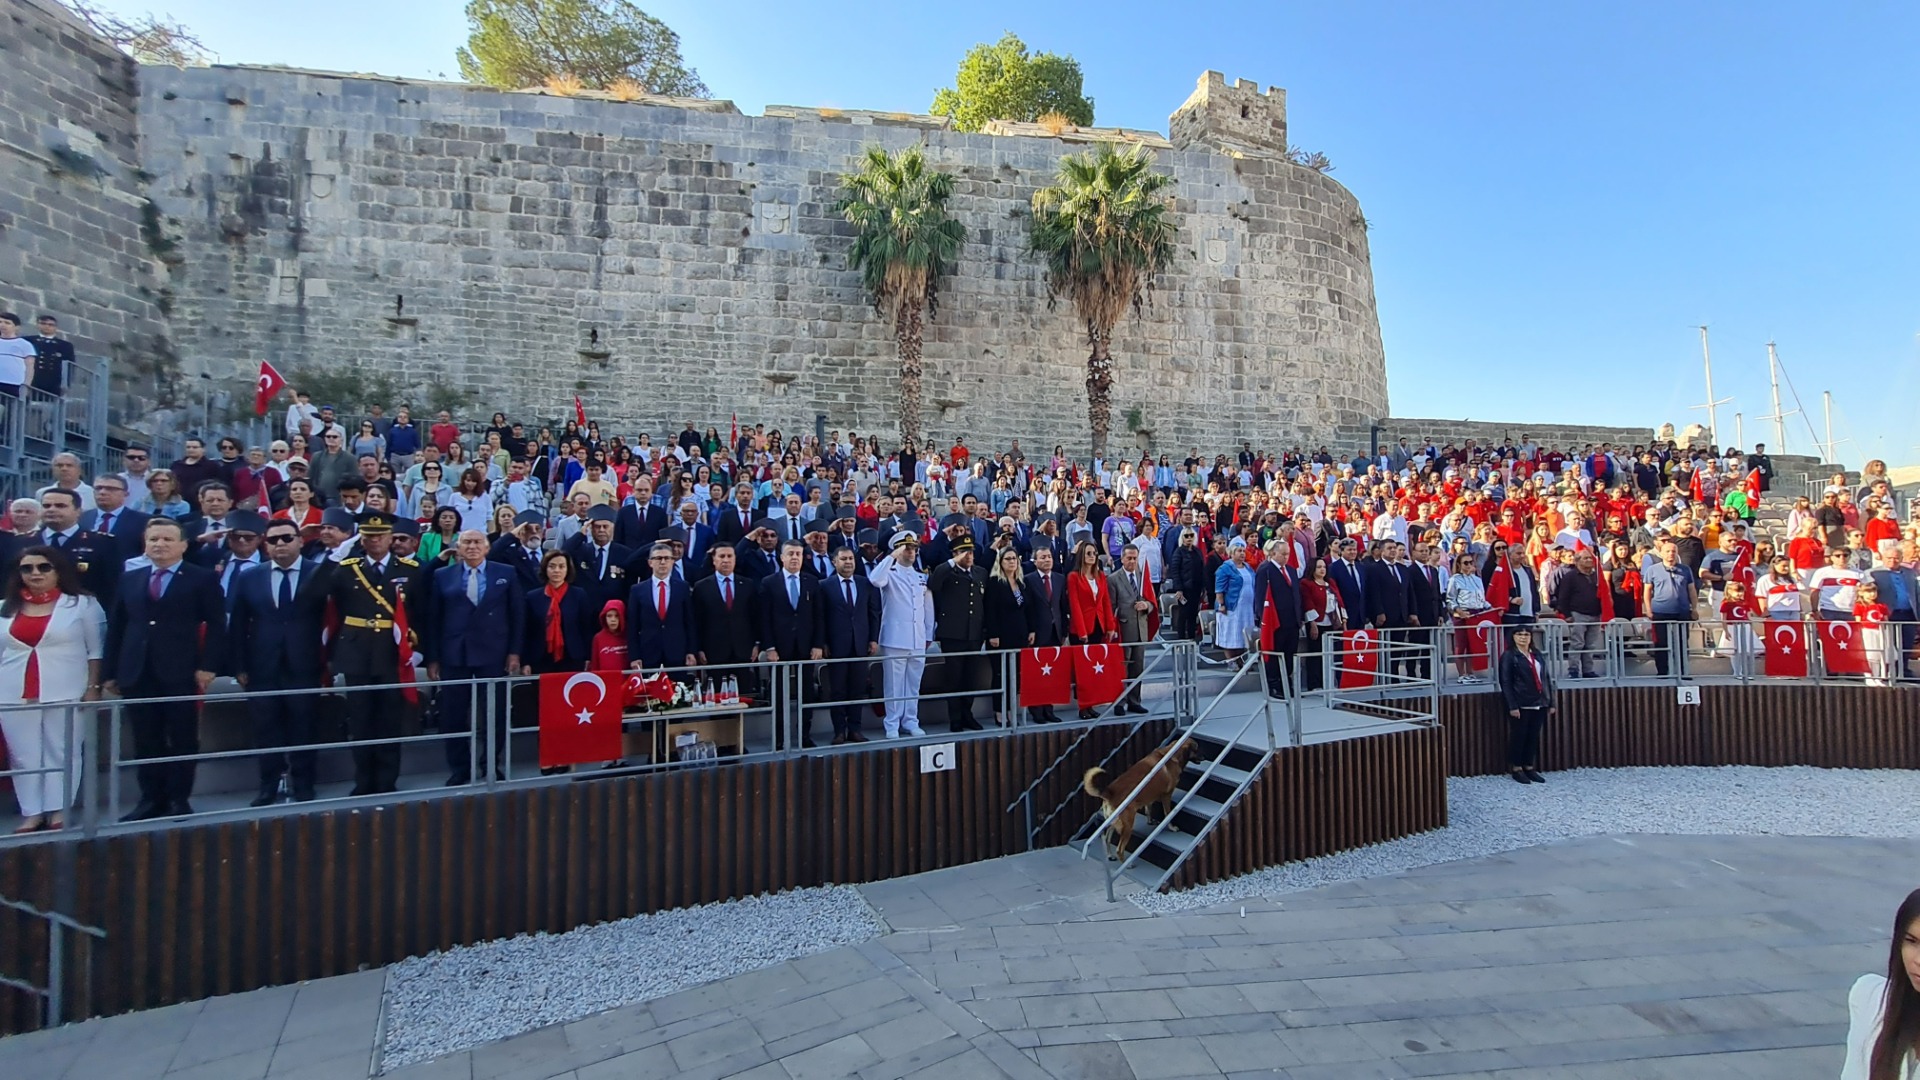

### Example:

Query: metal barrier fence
xmin=1430 ymin=616 xmax=1920 ymax=689
xmin=0 ymin=358 xmax=111 ymax=503
xmin=0 ymin=641 xmax=1198 ymax=845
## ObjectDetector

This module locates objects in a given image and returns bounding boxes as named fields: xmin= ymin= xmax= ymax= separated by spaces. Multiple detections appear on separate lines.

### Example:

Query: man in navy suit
xmin=103 ymin=517 xmax=228 ymax=820
xmin=1254 ymin=547 xmax=1304 ymax=697
xmin=614 ymin=474 xmax=670 ymax=550
xmin=228 ymin=518 xmax=331 ymax=804
xmin=819 ymin=547 xmax=882 ymax=744
xmin=568 ymin=506 xmax=632 ymax=612
xmin=712 ymin=482 xmax=759 ymax=545
xmin=670 ymin=500 xmax=715 ymax=579
xmin=489 ymin=511 xmax=547 ymax=589
xmin=757 ymin=540 xmax=826 ymax=748
xmin=1325 ymin=537 xmax=1369 ymax=682
xmin=734 ymin=521 xmax=780 ymax=580
xmin=424 ymin=531 xmax=524 ymax=785
xmin=1023 ymin=544 xmax=1068 ymax=723
xmin=1361 ymin=539 xmax=1417 ymax=676
xmin=628 ymin=541 xmax=696 ymax=673
xmin=80 ymin=474 xmax=150 ymax=567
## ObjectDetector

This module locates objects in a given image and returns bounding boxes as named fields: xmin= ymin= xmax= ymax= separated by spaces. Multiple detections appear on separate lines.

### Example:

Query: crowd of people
xmin=1 ymin=384 xmax=1914 ymax=831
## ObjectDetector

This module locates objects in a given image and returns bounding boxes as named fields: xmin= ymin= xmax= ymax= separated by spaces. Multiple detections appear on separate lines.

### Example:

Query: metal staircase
xmin=0 ymin=892 xmax=105 ymax=1027
xmin=1078 ymin=652 xmax=1282 ymax=899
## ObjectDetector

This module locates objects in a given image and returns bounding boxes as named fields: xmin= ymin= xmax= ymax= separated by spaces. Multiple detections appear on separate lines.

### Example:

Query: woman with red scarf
xmin=522 ymin=551 xmax=593 ymax=773
xmin=0 ymin=546 xmax=105 ymax=832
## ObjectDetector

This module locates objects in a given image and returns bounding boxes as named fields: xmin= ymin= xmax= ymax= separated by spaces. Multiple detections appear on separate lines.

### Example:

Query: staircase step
xmin=1169 ymin=792 xmax=1226 ymax=836
xmin=1134 ymin=828 xmax=1194 ymax=869
xmin=1182 ymin=759 xmax=1252 ymax=804
xmin=1187 ymin=733 xmax=1265 ymax=773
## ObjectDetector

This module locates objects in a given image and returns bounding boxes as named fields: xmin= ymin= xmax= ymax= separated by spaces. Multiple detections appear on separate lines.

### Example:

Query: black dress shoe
xmin=801 ymin=736 xmax=817 ymax=749
xmin=1127 ymin=702 xmax=1150 ymax=715
xmin=167 ymin=799 xmax=194 ymax=816
xmin=290 ymin=786 xmax=316 ymax=803
xmin=1523 ymin=769 xmax=1546 ymax=784
xmin=830 ymin=734 xmax=850 ymax=746
xmin=847 ymin=731 xmax=869 ymax=743
xmin=1079 ymin=708 xmax=1098 ymax=720
xmin=1510 ymin=771 xmax=1532 ymax=784
xmin=120 ymin=800 xmax=163 ymax=823
xmin=249 ymin=790 xmax=279 ymax=808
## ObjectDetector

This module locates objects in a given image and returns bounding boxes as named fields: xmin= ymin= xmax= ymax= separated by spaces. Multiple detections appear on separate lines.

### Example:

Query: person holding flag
xmin=1445 ymin=551 xmax=1498 ymax=683
xmin=1254 ymin=538 xmax=1303 ymax=697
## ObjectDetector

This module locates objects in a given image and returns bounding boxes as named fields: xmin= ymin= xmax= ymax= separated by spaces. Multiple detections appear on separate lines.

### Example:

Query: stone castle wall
xmin=135 ymin=65 xmax=1389 ymax=454
xmin=1358 ymin=417 xmax=1656 ymax=454
xmin=0 ymin=0 xmax=169 ymax=390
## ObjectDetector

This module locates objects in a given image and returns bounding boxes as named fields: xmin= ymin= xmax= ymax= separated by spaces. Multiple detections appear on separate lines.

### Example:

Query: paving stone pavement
xmin=2 ymin=832 xmax=1908 ymax=1079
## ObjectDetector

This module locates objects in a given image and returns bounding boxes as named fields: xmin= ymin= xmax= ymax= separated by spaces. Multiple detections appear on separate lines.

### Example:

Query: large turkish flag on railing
xmin=1818 ymin=620 xmax=1869 ymax=675
xmin=1018 ymin=647 xmax=1073 ymax=707
xmin=1459 ymin=609 xmax=1503 ymax=673
xmin=1763 ymin=620 xmax=1806 ymax=678
xmin=539 ymin=671 xmax=624 ymax=767
xmin=1339 ymin=628 xmax=1379 ymax=688
xmin=1072 ymin=644 xmax=1125 ymax=706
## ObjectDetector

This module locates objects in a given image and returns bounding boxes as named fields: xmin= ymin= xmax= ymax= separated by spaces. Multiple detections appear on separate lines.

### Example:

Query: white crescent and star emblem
xmin=1772 ymin=625 xmax=1798 ymax=652
xmin=1829 ymin=623 xmax=1854 ymax=646
xmin=562 ymin=672 xmax=608 ymax=725
xmin=257 ymin=373 xmax=273 ymax=392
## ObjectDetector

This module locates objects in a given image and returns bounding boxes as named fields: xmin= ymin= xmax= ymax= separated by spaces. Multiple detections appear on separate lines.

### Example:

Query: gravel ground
xmin=378 ymin=885 xmax=885 ymax=1071
xmin=1135 ymin=765 xmax=1920 ymax=915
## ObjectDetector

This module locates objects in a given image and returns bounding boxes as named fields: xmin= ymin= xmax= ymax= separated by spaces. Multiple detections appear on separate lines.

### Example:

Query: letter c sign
xmin=919 ymin=743 xmax=956 ymax=774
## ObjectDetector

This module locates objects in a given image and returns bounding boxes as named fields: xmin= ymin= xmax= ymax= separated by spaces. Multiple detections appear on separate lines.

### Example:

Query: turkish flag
xmin=539 ymin=671 xmax=624 ymax=767
xmin=1139 ymin=569 xmax=1161 ymax=639
xmin=1339 ymin=628 xmax=1379 ymax=688
xmin=1763 ymin=620 xmax=1806 ymax=678
xmin=1018 ymin=647 xmax=1073 ymax=707
xmin=574 ymin=395 xmax=588 ymax=428
xmin=1819 ymin=620 xmax=1869 ymax=675
xmin=1459 ymin=609 xmax=1503 ymax=673
xmin=1485 ymin=557 xmax=1512 ymax=613
xmin=391 ymin=590 xmax=419 ymax=705
xmin=255 ymin=360 xmax=286 ymax=416
xmin=1072 ymin=643 xmax=1125 ymax=707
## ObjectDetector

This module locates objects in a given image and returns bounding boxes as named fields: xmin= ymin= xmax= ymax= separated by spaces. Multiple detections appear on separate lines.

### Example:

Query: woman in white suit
xmin=1 ymin=545 xmax=105 ymax=832
xmin=1843 ymin=887 xmax=1920 ymax=1079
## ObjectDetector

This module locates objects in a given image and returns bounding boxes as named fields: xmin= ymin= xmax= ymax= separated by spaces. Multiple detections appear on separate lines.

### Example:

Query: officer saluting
xmin=325 ymin=511 xmax=421 ymax=796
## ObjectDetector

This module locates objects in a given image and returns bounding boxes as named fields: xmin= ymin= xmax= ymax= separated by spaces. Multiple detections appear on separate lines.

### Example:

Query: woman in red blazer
xmin=1066 ymin=541 xmax=1117 ymax=644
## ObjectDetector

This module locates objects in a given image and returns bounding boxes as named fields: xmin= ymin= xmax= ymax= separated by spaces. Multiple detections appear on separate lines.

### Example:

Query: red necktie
xmin=657 ymin=581 xmax=667 ymax=619
xmin=1528 ymin=655 xmax=1542 ymax=692
xmin=722 ymin=577 xmax=733 ymax=609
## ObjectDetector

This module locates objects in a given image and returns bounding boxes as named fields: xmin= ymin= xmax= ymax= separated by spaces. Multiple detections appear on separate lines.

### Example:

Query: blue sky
xmin=98 ymin=0 xmax=1919 ymax=461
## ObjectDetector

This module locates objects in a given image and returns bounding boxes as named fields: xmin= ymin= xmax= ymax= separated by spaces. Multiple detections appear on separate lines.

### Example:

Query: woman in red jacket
xmin=1066 ymin=541 xmax=1117 ymax=645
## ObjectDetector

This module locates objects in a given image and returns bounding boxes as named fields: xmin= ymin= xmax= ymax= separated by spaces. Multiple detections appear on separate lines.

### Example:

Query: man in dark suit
xmin=614 ymin=475 xmax=669 ymax=550
xmin=228 ymin=518 xmax=331 ymax=804
xmin=825 ymin=506 xmax=862 ymax=554
xmin=568 ymin=506 xmax=632 ymax=612
xmin=926 ymin=535 xmax=989 ymax=732
xmin=180 ymin=481 xmax=238 ymax=551
xmin=102 ymin=517 xmax=228 ymax=820
xmin=1361 ymin=540 xmax=1417 ymax=677
xmin=424 ymin=530 xmax=525 ymax=785
xmin=34 ymin=487 xmax=120 ymax=605
xmin=1023 ymin=544 xmax=1068 ymax=723
xmin=1325 ymin=536 xmax=1367 ymax=674
xmin=1406 ymin=539 xmax=1445 ymax=682
xmin=204 ymin=510 xmax=268 ymax=597
xmin=671 ymin=500 xmax=716 ymax=580
xmin=800 ymin=522 xmax=836 ymax=581
xmin=691 ymin=544 xmax=759 ymax=700
xmin=819 ymin=547 xmax=882 ymax=744
xmin=1253 ymin=545 xmax=1304 ymax=697
xmin=734 ymin=521 xmax=780 ymax=580
xmin=628 ymin=541 xmax=697 ymax=672
xmin=756 ymin=540 xmax=825 ymax=748
xmin=713 ymin=482 xmax=759 ymax=545
xmin=488 ymin=511 xmax=547 ymax=589
xmin=80 ymin=475 xmax=150 ymax=567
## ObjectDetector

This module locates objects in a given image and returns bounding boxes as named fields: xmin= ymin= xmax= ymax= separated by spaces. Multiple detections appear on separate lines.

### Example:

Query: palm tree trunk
xmin=895 ymin=303 xmax=925 ymax=452
xmin=1085 ymin=328 xmax=1114 ymax=461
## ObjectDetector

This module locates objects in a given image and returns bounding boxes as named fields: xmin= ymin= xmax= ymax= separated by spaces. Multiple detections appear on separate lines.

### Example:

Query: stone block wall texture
xmin=0 ymin=0 xmax=169 ymax=388
xmin=1362 ymin=417 xmax=1656 ymax=454
xmin=135 ymin=64 xmax=1389 ymax=455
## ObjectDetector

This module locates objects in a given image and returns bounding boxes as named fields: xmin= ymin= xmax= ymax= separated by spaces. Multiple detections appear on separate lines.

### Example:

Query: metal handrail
xmin=1094 ymin=652 xmax=1268 ymax=901
xmin=1006 ymin=641 xmax=1181 ymax=811
xmin=0 ymin=891 xmax=105 ymax=1027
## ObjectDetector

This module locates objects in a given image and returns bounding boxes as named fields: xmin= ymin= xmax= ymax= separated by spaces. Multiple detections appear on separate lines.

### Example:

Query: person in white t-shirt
xmin=1807 ymin=546 xmax=1865 ymax=619
xmin=0 ymin=313 xmax=37 ymax=395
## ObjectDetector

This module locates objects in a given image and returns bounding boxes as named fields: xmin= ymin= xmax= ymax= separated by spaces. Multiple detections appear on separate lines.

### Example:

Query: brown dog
xmin=1082 ymin=743 xmax=1190 ymax=860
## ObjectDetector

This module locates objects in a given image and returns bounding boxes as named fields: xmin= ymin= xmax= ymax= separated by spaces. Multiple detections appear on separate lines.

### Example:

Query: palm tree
xmin=1028 ymin=142 xmax=1176 ymax=460
xmin=836 ymin=145 xmax=967 ymax=452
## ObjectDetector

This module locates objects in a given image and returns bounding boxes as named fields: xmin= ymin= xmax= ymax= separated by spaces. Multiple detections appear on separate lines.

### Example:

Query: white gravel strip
xmin=378 ymin=885 xmax=885 ymax=1071
xmin=1135 ymin=766 xmax=1920 ymax=915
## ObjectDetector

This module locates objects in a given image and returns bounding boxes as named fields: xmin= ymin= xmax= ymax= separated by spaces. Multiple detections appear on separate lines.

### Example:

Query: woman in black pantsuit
xmin=1497 ymin=625 xmax=1555 ymax=785
xmin=984 ymin=547 xmax=1036 ymax=727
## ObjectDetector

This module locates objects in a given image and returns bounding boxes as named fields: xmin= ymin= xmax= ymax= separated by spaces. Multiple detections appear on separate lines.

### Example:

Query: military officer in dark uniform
xmin=926 ymin=534 xmax=989 ymax=732
xmin=34 ymin=487 xmax=119 ymax=605
xmin=324 ymin=511 xmax=420 ymax=795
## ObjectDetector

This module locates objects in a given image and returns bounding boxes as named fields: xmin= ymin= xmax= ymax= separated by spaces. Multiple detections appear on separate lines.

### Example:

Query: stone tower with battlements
xmin=1169 ymin=71 xmax=1289 ymax=156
